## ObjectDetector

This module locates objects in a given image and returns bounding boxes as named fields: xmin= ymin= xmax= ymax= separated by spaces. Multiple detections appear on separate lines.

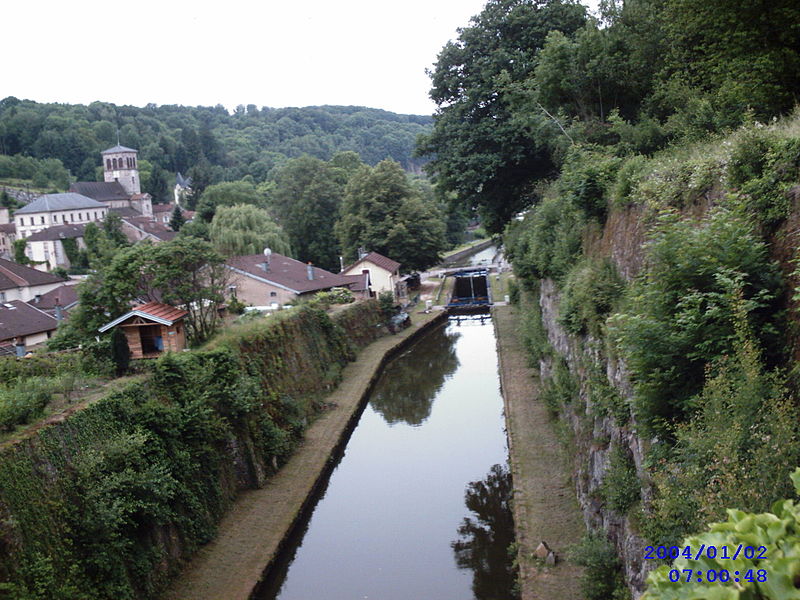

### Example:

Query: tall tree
xmin=335 ymin=160 xmax=446 ymax=271
xmin=270 ymin=155 xmax=351 ymax=271
xmin=209 ymin=204 xmax=291 ymax=257
xmin=146 ymin=165 xmax=170 ymax=204
xmin=418 ymin=0 xmax=587 ymax=233
xmin=169 ymin=205 xmax=185 ymax=231
xmin=196 ymin=180 xmax=266 ymax=221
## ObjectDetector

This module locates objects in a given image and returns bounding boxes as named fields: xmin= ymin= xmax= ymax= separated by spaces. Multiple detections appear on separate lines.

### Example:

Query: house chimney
xmin=307 ymin=262 xmax=314 ymax=280
xmin=55 ymin=298 xmax=63 ymax=323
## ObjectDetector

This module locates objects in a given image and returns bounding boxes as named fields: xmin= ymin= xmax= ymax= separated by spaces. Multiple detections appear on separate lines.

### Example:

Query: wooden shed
xmin=99 ymin=301 xmax=188 ymax=359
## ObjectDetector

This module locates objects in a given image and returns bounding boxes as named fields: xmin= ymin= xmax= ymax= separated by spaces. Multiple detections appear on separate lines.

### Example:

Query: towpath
xmin=493 ymin=304 xmax=586 ymax=600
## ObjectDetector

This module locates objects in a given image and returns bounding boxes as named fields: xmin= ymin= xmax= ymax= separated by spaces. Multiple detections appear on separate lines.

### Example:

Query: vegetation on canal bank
xmin=0 ymin=301 xmax=389 ymax=599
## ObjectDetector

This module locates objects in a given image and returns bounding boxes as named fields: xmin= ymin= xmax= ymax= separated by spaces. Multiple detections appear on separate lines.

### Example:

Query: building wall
xmin=227 ymin=270 xmax=299 ymax=307
xmin=15 ymin=208 xmax=107 ymax=238
xmin=122 ymin=321 xmax=186 ymax=359
xmin=344 ymin=263 xmax=397 ymax=297
xmin=27 ymin=237 xmax=84 ymax=272
xmin=0 ymin=281 xmax=64 ymax=303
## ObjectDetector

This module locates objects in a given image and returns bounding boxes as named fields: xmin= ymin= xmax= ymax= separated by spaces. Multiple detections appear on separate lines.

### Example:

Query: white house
xmin=14 ymin=193 xmax=107 ymax=238
xmin=0 ymin=257 xmax=66 ymax=303
xmin=25 ymin=224 xmax=86 ymax=272
xmin=342 ymin=252 xmax=403 ymax=299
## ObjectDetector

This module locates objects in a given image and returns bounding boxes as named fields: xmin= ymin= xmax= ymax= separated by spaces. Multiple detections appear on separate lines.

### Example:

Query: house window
xmin=106 ymin=159 xmax=111 ymax=169
xmin=40 ymin=216 xmax=44 ymax=224
xmin=113 ymin=158 xmax=118 ymax=169
xmin=270 ymin=292 xmax=277 ymax=297
xmin=71 ymin=213 xmax=75 ymax=222
xmin=0 ymin=292 xmax=5 ymax=302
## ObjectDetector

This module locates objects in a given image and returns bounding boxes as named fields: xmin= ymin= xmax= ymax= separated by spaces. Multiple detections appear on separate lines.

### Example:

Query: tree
xmin=209 ymin=204 xmax=291 ymax=257
xmin=418 ymin=0 xmax=587 ymax=233
xmin=335 ymin=160 xmax=447 ymax=271
xmin=196 ymin=180 xmax=266 ymax=222
xmin=146 ymin=165 xmax=170 ymax=204
xmin=270 ymin=155 xmax=348 ymax=271
xmin=169 ymin=205 xmax=185 ymax=231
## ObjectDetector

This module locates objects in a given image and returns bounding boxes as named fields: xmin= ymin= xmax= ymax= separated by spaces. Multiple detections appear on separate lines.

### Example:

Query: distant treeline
xmin=0 ymin=97 xmax=431 ymax=185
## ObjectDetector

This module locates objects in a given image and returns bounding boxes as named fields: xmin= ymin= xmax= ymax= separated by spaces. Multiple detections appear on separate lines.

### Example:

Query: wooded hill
xmin=0 ymin=98 xmax=431 ymax=189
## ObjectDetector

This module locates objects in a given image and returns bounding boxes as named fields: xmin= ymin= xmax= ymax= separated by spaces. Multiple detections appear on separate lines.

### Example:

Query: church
xmin=69 ymin=144 xmax=153 ymax=217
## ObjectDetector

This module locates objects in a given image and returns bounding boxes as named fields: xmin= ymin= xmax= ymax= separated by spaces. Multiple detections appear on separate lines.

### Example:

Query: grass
xmin=434 ymin=275 xmax=454 ymax=305
xmin=490 ymin=271 xmax=514 ymax=302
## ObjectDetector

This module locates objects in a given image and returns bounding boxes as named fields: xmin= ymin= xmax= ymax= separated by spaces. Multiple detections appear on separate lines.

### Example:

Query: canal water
xmin=257 ymin=315 xmax=517 ymax=600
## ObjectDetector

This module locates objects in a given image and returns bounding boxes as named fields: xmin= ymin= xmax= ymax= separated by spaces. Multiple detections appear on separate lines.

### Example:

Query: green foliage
xmin=269 ymin=154 xmax=352 ymax=271
xmin=726 ymin=125 xmax=800 ymax=226
xmin=377 ymin=291 xmax=396 ymax=318
xmin=13 ymin=238 xmax=29 ymax=265
xmin=643 ymin=302 xmax=800 ymax=548
xmin=168 ymin=205 xmax=185 ymax=231
xmin=0 ymin=377 xmax=52 ymax=431
xmin=336 ymin=159 xmax=447 ymax=271
xmin=419 ymin=0 xmax=587 ymax=233
xmin=559 ymin=258 xmax=623 ymax=337
xmin=601 ymin=444 xmax=640 ymax=514
xmin=642 ymin=468 xmax=800 ymax=600
xmin=540 ymin=356 xmax=577 ymax=416
xmin=0 ymin=154 xmax=70 ymax=189
xmin=0 ymin=99 xmax=430 ymax=189
xmin=0 ymin=301 xmax=389 ymax=597
xmin=507 ymin=278 xmax=520 ymax=305
xmin=610 ymin=207 xmax=784 ymax=432
xmin=308 ymin=287 xmax=354 ymax=309
xmin=570 ymin=533 xmax=630 ymax=600
xmin=558 ymin=147 xmax=622 ymax=222
xmin=505 ymin=195 xmax=584 ymax=286
xmin=197 ymin=180 xmax=267 ymax=222
xmin=209 ymin=203 xmax=291 ymax=257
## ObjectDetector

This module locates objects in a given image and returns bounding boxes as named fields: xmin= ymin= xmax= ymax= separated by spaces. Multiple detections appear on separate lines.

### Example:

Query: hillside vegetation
xmin=419 ymin=0 xmax=800 ymax=598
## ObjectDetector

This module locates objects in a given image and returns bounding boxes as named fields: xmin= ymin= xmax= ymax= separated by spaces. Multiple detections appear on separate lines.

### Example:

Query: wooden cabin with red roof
xmin=98 ymin=301 xmax=187 ymax=359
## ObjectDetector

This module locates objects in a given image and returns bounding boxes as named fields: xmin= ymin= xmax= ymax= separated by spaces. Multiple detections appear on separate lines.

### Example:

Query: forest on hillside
xmin=0 ymin=99 xmax=431 ymax=191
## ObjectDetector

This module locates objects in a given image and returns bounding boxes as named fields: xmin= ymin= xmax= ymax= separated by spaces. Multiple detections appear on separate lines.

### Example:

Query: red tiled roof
xmin=0 ymin=258 xmax=66 ymax=291
xmin=132 ymin=301 xmax=188 ymax=322
xmin=344 ymin=252 xmax=401 ymax=274
xmin=227 ymin=253 xmax=354 ymax=294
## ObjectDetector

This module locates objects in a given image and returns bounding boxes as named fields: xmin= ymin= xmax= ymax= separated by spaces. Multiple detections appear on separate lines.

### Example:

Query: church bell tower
xmin=102 ymin=144 xmax=141 ymax=195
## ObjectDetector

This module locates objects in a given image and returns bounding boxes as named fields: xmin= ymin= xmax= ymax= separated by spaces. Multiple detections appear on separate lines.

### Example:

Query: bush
xmin=559 ymin=258 xmax=624 ymax=337
xmin=539 ymin=356 xmax=577 ymax=416
xmin=377 ymin=291 xmax=396 ymax=317
xmin=601 ymin=444 xmax=640 ymax=514
xmin=559 ymin=147 xmax=622 ymax=222
xmin=610 ymin=207 xmax=784 ymax=432
xmin=570 ymin=533 xmax=630 ymax=600
xmin=642 ymin=304 xmax=799 ymax=547
xmin=507 ymin=278 xmax=520 ymax=305
xmin=0 ymin=377 xmax=52 ymax=431
xmin=642 ymin=468 xmax=800 ymax=600
xmin=507 ymin=195 xmax=584 ymax=286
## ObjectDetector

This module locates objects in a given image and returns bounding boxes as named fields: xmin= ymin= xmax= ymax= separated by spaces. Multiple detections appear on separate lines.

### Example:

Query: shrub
xmin=642 ymin=468 xmax=800 ymax=600
xmin=0 ymin=377 xmax=52 ymax=431
xmin=540 ymin=356 xmax=577 ymax=416
xmin=507 ymin=278 xmax=520 ymax=305
xmin=508 ymin=195 xmax=584 ymax=286
xmin=559 ymin=147 xmax=622 ymax=222
xmin=610 ymin=207 xmax=784 ymax=432
xmin=601 ymin=444 xmax=640 ymax=514
xmin=559 ymin=258 xmax=624 ymax=337
xmin=570 ymin=533 xmax=630 ymax=600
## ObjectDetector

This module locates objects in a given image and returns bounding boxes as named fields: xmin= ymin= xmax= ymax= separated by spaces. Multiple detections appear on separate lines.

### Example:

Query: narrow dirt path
xmin=162 ymin=310 xmax=445 ymax=600
xmin=493 ymin=305 xmax=586 ymax=600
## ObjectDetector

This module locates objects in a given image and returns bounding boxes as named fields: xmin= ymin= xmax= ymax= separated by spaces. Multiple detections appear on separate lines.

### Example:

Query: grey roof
xmin=0 ymin=300 xmax=57 ymax=342
xmin=101 ymin=144 xmax=137 ymax=154
xmin=70 ymin=181 xmax=130 ymax=202
xmin=15 ymin=193 xmax=106 ymax=215
xmin=0 ymin=257 xmax=66 ymax=291
xmin=176 ymin=172 xmax=192 ymax=188
xmin=26 ymin=224 xmax=86 ymax=242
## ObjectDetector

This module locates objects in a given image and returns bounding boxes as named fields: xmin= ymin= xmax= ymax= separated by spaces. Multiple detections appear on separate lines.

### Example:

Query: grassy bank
xmin=493 ymin=305 xmax=586 ymax=600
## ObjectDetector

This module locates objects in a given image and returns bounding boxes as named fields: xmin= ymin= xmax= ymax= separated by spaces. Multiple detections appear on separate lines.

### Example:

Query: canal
xmin=256 ymin=315 xmax=517 ymax=600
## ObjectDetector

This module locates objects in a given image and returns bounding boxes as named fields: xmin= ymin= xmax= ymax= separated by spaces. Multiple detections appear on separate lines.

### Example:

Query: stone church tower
xmin=102 ymin=145 xmax=141 ymax=195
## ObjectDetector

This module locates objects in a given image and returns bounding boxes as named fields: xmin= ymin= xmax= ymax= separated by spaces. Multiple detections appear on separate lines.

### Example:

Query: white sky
xmin=4 ymin=0 xmax=598 ymax=116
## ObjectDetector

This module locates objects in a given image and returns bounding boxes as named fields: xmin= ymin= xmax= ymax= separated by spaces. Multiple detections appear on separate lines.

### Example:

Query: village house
xmin=13 ymin=193 xmax=107 ymax=238
xmin=341 ymin=251 xmax=404 ymax=299
xmin=24 ymin=223 xmax=85 ymax=272
xmin=0 ymin=257 xmax=66 ymax=303
xmin=119 ymin=216 xmax=177 ymax=243
xmin=98 ymin=301 xmax=187 ymax=359
xmin=0 ymin=300 xmax=58 ymax=355
xmin=27 ymin=283 xmax=78 ymax=319
xmin=225 ymin=251 xmax=358 ymax=307
xmin=0 ymin=208 xmax=15 ymax=259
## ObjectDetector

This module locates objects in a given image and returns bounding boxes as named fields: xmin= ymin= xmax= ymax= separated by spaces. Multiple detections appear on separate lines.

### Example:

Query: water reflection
xmin=369 ymin=324 xmax=460 ymax=426
xmin=452 ymin=463 xmax=519 ymax=600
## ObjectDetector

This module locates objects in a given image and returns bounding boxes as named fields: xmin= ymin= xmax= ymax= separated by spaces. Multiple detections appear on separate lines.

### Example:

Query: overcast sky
xmin=5 ymin=0 xmax=598 ymax=116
